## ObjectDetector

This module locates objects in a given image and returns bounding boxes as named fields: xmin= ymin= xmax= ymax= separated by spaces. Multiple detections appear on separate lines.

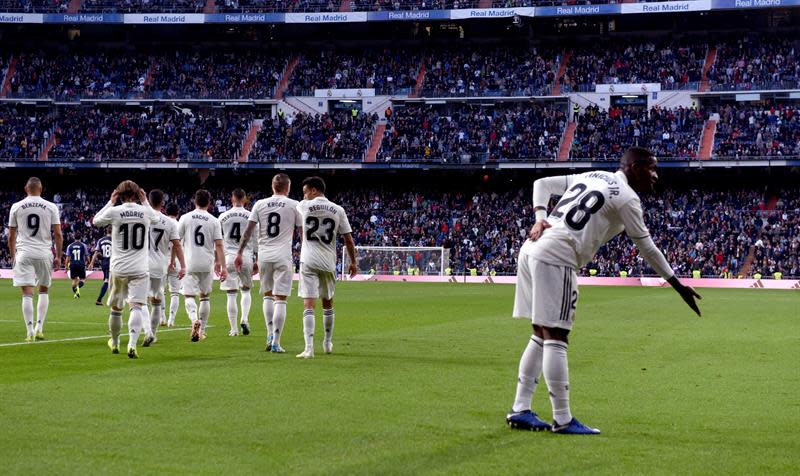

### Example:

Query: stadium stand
xmin=378 ymin=102 xmax=567 ymax=162
xmin=570 ymin=105 xmax=706 ymax=160
xmin=713 ymin=104 xmax=800 ymax=158
xmin=708 ymin=33 xmax=800 ymax=92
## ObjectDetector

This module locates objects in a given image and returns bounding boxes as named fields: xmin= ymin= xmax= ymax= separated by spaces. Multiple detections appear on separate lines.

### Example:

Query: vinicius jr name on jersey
xmin=583 ymin=172 xmax=621 ymax=197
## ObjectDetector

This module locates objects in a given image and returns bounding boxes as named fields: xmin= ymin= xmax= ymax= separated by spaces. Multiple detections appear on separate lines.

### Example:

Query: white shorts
xmin=220 ymin=257 xmax=254 ymax=291
xmin=259 ymin=259 xmax=293 ymax=297
xmin=166 ymin=269 xmax=181 ymax=295
xmin=513 ymin=255 xmax=578 ymax=331
xmin=107 ymin=274 xmax=149 ymax=309
xmin=182 ymin=272 xmax=213 ymax=296
xmin=148 ymin=276 xmax=165 ymax=299
xmin=298 ymin=264 xmax=336 ymax=301
xmin=13 ymin=255 xmax=52 ymax=288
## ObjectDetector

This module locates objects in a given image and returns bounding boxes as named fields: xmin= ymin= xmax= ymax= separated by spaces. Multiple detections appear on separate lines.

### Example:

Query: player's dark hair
xmin=232 ymin=188 xmax=246 ymax=202
xmin=195 ymin=189 xmax=211 ymax=208
xmin=165 ymin=203 xmax=179 ymax=217
xmin=116 ymin=180 xmax=140 ymax=202
xmin=149 ymin=189 xmax=165 ymax=208
xmin=272 ymin=173 xmax=291 ymax=193
xmin=25 ymin=177 xmax=42 ymax=191
xmin=620 ymin=147 xmax=655 ymax=168
xmin=302 ymin=176 xmax=326 ymax=194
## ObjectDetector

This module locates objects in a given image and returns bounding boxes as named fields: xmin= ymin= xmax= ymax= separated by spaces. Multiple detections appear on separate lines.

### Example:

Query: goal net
xmin=343 ymin=246 xmax=450 ymax=277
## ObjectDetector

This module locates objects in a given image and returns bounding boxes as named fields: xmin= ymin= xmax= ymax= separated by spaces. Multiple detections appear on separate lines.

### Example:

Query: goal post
xmin=342 ymin=246 xmax=449 ymax=277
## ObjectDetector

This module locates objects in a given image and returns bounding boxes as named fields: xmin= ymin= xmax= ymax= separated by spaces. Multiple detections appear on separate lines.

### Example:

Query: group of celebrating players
xmin=8 ymin=147 xmax=704 ymax=435
xmin=7 ymin=174 xmax=357 ymax=359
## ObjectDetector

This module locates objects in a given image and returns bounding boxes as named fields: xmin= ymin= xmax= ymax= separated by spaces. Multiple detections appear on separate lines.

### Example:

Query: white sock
xmin=512 ymin=335 xmax=544 ymax=412
xmin=273 ymin=300 xmax=287 ymax=346
xmin=226 ymin=292 xmax=238 ymax=331
xmin=128 ymin=307 xmax=144 ymax=349
xmin=240 ymin=289 xmax=252 ymax=325
xmin=35 ymin=293 xmax=49 ymax=333
xmin=150 ymin=302 xmax=162 ymax=337
xmin=323 ymin=308 xmax=334 ymax=344
xmin=263 ymin=296 xmax=274 ymax=338
xmin=141 ymin=303 xmax=151 ymax=338
xmin=543 ymin=340 xmax=572 ymax=426
xmin=22 ymin=295 xmax=34 ymax=336
xmin=109 ymin=310 xmax=123 ymax=346
xmin=169 ymin=293 xmax=180 ymax=324
xmin=302 ymin=309 xmax=315 ymax=351
xmin=185 ymin=297 xmax=198 ymax=323
xmin=199 ymin=298 xmax=210 ymax=332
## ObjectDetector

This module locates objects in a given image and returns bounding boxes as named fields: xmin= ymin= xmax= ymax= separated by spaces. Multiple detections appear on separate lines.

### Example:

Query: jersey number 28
xmin=550 ymin=183 xmax=605 ymax=231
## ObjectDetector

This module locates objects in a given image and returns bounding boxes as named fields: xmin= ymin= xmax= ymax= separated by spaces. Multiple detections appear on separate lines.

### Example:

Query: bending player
xmin=66 ymin=235 xmax=89 ymax=299
xmin=144 ymin=190 xmax=186 ymax=346
xmin=219 ymin=189 xmax=258 ymax=337
xmin=506 ymin=147 xmax=702 ymax=434
xmin=88 ymin=228 xmax=112 ymax=306
xmin=8 ymin=177 xmax=62 ymax=341
xmin=235 ymin=174 xmax=300 ymax=352
xmin=93 ymin=181 xmax=159 ymax=358
xmin=296 ymin=177 xmax=358 ymax=359
xmin=178 ymin=190 xmax=226 ymax=342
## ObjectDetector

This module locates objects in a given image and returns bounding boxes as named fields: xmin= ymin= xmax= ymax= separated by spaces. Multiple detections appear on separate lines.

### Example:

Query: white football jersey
xmin=249 ymin=195 xmax=301 ymax=263
xmin=148 ymin=212 xmax=180 ymax=277
xmin=529 ymin=170 xmax=651 ymax=269
xmin=298 ymin=196 xmax=352 ymax=272
xmin=8 ymin=196 xmax=61 ymax=260
xmin=93 ymin=201 xmax=160 ymax=277
xmin=219 ymin=206 xmax=257 ymax=259
xmin=178 ymin=209 xmax=223 ymax=273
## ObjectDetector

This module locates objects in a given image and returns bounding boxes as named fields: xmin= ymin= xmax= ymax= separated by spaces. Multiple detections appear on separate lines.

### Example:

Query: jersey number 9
xmin=27 ymin=214 xmax=40 ymax=237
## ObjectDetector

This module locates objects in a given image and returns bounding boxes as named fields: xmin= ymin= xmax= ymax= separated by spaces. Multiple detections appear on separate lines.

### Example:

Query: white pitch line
xmin=0 ymin=326 xmax=204 ymax=348
xmin=0 ymin=319 xmax=108 ymax=326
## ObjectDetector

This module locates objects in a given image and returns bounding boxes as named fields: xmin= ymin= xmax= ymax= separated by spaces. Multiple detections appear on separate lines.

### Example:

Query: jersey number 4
xmin=550 ymin=183 xmax=605 ymax=231
xmin=305 ymin=217 xmax=335 ymax=245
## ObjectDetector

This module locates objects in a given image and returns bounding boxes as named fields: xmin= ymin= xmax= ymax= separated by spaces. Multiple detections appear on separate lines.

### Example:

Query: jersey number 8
xmin=550 ymin=183 xmax=606 ymax=231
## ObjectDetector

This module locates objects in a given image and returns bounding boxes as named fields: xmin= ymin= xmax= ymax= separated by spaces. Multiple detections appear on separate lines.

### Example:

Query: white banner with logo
xmin=595 ymin=83 xmax=662 ymax=94
xmin=621 ymin=0 xmax=711 ymax=14
xmin=285 ymin=12 xmax=367 ymax=23
xmin=314 ymin=88 xmax=375 ymax=98
xmin=449 ymin=7 xmax=535 ymax=19
xmin=124 ymin=13 xmax=205 ymax=24
xmin=0 ymin=13 xmax=43 ymax=23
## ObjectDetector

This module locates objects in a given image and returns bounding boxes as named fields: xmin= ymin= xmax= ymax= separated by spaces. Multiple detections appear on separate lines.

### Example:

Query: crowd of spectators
xmin=47 ymin=107 xmax=253 ymax=162
xmin=349 ymin=0 xmax=475 ymax=10
xmin=0 ymin=0 xmax=68 ymax=12
xmin=571 ymin=105 xmax=705 ymax=160
xmin=422 ymin=45 xmax=558 ymax=97
xmin=709 ymin=33 xmax=800 ymax=91
xmin=0 ymin=106 xmax=55 ymax=160
xmin=1 ymin=184 xmax=796 ymax=278
xmin=378 ymin=102 xmax=566 ymax=162
xmin=82 ymin=0 xmax=205 ymax=13
xmin=287 ymin=49 xmax=420 ymax=96
xmin=561 ymin=39 xmax=705 ymax=92
xmin=713 ymin=104 xmax=800 ymax=158
xmin=250 ymin=109 xmax=377 ymax=162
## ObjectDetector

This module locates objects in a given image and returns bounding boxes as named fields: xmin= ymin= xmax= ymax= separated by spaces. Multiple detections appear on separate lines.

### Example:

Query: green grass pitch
xmin=0 ymin=280 xmax=798 ymax=475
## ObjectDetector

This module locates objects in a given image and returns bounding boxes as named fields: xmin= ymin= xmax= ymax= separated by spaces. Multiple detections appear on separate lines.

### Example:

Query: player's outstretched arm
xmin=619 ymin=198 xmax=702 ymax=317
xmin=343 ymin=233 xmax=358 ymax=278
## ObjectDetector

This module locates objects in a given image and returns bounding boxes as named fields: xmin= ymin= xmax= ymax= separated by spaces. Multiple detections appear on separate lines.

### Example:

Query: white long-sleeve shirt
xmin=526 ymin=170 xmax=674 ymax=279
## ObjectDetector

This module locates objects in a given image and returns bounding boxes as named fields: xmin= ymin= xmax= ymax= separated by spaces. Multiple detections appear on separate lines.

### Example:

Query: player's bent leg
xmin=127 ymin=303 xmax=146 ymax=359
xmin=270 ymin=295 xmax=288 ymax=353
xmin=239 ymin=286 xmax=251 ymax=333
xmin=263 ymin=292 xmax=275 ymax=348
xmin=97 ymin=278 xmax=109 ymax=305
xmin=226 ymin=290 xmax=239 ymax=336
xmin=35 ymin=286 xmax=49 ymax=340
xmin=108 ymin=306 xmax=123 ymax=354
xmin=21 ymin=287 xmax=35 ymax=341
xmin=198 ymin=293 xmax=210 ymax=339
xmin=297 ymin=298 xmax=316 ymax=359
xmin=321 ymin=298 xmax=334 ymax=354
